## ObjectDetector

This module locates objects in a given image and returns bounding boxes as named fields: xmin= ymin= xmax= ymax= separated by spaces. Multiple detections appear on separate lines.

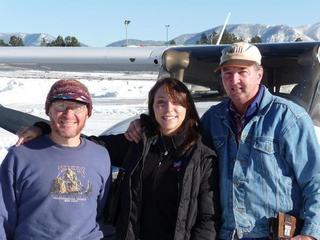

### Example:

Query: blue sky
xmin=1 ymin=0 xmax=320 ymax=47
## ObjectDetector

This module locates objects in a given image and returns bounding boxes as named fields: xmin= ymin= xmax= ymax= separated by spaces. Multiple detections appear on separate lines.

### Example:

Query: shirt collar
xmin=228 ymin=85 xmax=265 ymax=122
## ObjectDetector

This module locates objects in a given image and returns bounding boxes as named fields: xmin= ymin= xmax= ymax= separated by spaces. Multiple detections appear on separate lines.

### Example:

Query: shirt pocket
xmin=253 ymin=139 xmax=277 ymax=154
xmin=251 ymin=138 xmax=279 ymax=175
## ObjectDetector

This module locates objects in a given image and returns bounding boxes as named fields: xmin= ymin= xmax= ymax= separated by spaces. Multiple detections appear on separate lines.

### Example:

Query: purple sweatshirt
xmin=0 ymin=135 xmax=111 ymax=240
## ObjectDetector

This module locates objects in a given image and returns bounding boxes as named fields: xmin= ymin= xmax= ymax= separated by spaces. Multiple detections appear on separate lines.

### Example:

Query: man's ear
xmin=257 ymin=68 xmax=264 ymax=82
xmin=47 ymin=107 xmax=52 ymax=118
xmin=85 ymin=108 xmax=90 ymax=119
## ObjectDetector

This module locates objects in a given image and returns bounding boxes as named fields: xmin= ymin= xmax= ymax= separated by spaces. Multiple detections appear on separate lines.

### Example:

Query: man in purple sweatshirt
xmin=0 ymin=79 xmax=111 ymax=240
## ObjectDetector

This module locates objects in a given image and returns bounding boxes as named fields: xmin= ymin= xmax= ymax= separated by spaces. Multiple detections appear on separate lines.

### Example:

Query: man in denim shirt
xmin=201 ymin=42 xmax=320 ymax=240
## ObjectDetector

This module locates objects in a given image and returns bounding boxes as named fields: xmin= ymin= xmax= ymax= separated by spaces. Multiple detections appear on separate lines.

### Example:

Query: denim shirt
xmin=201 ymin=87 xmax=320 ymax=240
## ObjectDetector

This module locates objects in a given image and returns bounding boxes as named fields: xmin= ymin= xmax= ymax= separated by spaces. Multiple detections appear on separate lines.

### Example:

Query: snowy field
xmin=0 ymin=67 xmax=158 ymax=162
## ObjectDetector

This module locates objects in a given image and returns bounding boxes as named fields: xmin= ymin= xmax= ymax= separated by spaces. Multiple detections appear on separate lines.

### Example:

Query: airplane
xmin=0 ymin=41 xmax=320 ymax=142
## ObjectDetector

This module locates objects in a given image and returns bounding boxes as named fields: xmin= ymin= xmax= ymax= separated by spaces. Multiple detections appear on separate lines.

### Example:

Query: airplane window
xmin=279 ymin=84 xmax=297 ymax=95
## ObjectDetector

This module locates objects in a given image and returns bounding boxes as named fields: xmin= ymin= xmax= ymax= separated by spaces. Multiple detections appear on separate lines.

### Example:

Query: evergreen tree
xmin=9 ymin=35 xmax=24 ymax=46
xmin=65 ymin=36 xmax=80 ymax=46
xmin=169 ymin=39 xmax=176 ymax=45
xmin=55 ymin=35 xmax=66 ymax=46
xmin=219 ymin=31 xmax=242 ymax=44
xmin=65 ymin=36 xmax=72 ymax=46
xmin=210 ymin=31 xmax=218 ymax=44
xmin=210 ymin=31 xmax=242 ymax=44
xmin=47 ymin=35 xmax=80 ymax=46
xmin=46 ymin=35 xmax=65 ymax=46
xmin=71 ymin=36 xmax=80 ymax=46
xmin=40 ymin=37 xmax=48 ymax=46
xmin=250 ymin=35 xmax=262 ymax=43
xmin=197 ymin=33 xmax=209 ymax=44
xmin=0 ymin=39 xmax=9 ymax=46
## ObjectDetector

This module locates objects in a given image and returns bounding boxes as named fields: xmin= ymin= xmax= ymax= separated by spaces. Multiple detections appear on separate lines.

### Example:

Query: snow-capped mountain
xmin=109 ymin=23 xmax=320 ymax=46
xmin=296 ymin=22 xmax=320 ymax=41
xmin=1 ymin=22 xmax=320 ymax=47
xmin=182 ymin=24 xmax=316 ymax=44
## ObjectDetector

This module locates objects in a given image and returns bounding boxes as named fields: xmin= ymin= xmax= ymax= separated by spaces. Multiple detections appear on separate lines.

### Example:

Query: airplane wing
xmin=0 ymin=104 xmax=48 ymax=134
xmin=0 ymin=46 xmax=167 ymax=72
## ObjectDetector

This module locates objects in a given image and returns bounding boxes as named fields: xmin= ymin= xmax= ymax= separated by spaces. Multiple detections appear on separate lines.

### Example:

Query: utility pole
xmin=165 ymin=25 xmax=170 ymax=45
xmin=124 ymin=20 xmax=131 ymax=47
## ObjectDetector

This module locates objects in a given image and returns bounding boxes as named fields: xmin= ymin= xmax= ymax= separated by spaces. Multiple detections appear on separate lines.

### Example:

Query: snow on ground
xmin=0 ymin=68 xmax=157 ymax=162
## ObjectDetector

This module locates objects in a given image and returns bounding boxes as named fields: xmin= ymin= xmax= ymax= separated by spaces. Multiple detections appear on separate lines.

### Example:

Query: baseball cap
xmin=45 ymin=79 xmax=92 ymax=116
xmin=216 ymin=42 xmax=262 ymax=71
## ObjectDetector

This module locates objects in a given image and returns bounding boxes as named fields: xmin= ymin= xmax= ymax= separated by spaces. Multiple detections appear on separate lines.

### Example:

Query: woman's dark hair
xmin=148 ymin=78 xmax=200 ymax=154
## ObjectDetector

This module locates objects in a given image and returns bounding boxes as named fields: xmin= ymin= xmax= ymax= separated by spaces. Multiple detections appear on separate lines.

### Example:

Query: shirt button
xmin=234 ymin=207 xmax=245 ymax=213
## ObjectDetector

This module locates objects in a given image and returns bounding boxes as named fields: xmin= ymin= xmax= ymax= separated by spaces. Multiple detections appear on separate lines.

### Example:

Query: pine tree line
xmin=42 ymin=35 xmax=80 ymax=47
xmin=0 ymin=32 xmax=305 ymax=47
xmin=0 ymin=35 xmax=80 ymax=47
xmin=196 ymin=31 xmax=262 ymax=44
xmin=0 ymin=36 xmax=24 ymax=46
xmin=195 ymin=30 xmax=304 ymax=44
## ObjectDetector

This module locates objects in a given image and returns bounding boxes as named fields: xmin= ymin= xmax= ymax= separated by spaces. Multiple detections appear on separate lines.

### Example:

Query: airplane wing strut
xmin=0 ymin=105 xmax=48 ymax=134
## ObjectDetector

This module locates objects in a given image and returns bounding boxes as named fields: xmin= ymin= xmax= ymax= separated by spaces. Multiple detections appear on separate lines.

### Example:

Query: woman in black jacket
xmin=17 ymin=78 xmax=220 ymax=240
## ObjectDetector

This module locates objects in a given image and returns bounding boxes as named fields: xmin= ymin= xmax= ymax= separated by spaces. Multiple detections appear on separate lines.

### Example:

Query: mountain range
xmin=1 ymin=22 xmax=320 ymax=47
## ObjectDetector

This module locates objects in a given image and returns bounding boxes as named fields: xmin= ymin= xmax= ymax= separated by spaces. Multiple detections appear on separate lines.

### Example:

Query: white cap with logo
xmin=216 ymin=42 xmax=262 ymax=71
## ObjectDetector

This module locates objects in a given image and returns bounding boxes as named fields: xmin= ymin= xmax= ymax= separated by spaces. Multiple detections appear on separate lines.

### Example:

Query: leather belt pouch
xmin=269 ymin=212 xmax=304 ymax=240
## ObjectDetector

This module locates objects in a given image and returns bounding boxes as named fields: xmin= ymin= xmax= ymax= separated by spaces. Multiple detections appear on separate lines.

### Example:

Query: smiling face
xmin=153 ymin=86 xmax=187 ymax=136
xmin=221 ymin=64 xmax=263 ymax=113
xmin=48 ymin=100 xmax=88 ymax=146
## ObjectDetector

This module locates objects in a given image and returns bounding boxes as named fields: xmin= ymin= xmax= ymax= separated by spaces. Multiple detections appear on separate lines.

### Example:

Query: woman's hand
xmin=15 ymin=126 xmax=43 ymax=146
xmin=124 ymin=119 xmax=142 ymax=144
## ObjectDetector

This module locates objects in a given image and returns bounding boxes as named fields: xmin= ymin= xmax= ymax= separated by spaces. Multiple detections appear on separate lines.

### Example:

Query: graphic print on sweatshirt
xmin=50 ymin=165 xmax=92 ymax=202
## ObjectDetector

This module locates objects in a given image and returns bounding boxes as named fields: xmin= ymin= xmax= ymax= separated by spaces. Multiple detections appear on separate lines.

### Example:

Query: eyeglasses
xmin=51 ymin=101 xmax=87 ymax=114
